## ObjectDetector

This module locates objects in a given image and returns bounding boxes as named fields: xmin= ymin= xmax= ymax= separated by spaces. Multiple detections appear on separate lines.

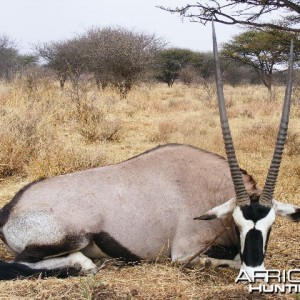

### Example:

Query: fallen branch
xmin=180 ymin=222 xmax=231 ymax=270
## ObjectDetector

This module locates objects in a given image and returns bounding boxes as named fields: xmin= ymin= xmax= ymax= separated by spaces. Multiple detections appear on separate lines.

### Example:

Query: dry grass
xmin=0 ymin=79 xmax=299 ymax=299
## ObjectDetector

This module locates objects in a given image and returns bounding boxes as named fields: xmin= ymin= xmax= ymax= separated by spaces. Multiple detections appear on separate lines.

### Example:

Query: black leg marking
xmin=290 ymin=208 xmax=300 ymax=222
xmin=94 ymin=231 xmax=140 ymax=263
xmin=194 ymin=214 xmax=217 ymax=220
xmin=204 ymin=244 xmax=239 ymax=260
xmin=218 ymin=264 xmax=230 ymax=268
xmin=16 ymin=235 xmax=90 ymax=263
xmin=0 ymin=260 xmax=80 ymax=280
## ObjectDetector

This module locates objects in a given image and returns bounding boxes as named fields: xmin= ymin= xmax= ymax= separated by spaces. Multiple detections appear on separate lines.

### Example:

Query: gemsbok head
xmin=194 ymin=23 xmax=300 ymax=280
xmin=0 ymin=24 xmax=298 ymax=282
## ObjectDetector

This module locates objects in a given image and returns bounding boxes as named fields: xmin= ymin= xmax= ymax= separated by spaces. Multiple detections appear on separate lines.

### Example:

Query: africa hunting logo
xmin=236 ymin=269 xmax=300 ymax=293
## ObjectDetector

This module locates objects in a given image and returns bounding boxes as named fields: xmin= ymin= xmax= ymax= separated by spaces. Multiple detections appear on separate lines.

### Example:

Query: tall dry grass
xmin=0 ymin=78 xmax=299 ymax=299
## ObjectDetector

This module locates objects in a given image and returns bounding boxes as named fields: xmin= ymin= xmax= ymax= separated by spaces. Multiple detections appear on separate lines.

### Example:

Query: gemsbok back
xmin=0 ymin=24 xmax=299 ymax=281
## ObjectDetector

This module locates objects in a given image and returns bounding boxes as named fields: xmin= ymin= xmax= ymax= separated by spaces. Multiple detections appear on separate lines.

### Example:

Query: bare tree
xmin=38 ymin=38 xmax=87 ymax=93
xmin=159 ymin=1 xmax=300 ymax=32
xmin=0 ymin=36 xmax=17 ymax=81
xmin=178 ymin=65 xmax=200 ymax=86
xmin=83 ymin=27 xmax=164 ymax=97
xmin=38 ymin=42 xmax=68 ymax=89
xmin=80 ymin=28 xmax=113 ymax=90
xmin=0 ymin=35 xmax=36 ymax=81
xmin=38 ymin=28 xmax=164 ymax=98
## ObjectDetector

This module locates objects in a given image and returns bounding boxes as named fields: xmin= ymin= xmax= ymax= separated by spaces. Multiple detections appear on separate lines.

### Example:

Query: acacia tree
xmin=222 ymin=29 xmax=299 ymax=96
xmin=155 ymin=48 xmax=195 ymax=87
xmin=159 ymin=0 xmax=300 ymax=32
xmin=191 ymin=52 xmax=215 ymax=80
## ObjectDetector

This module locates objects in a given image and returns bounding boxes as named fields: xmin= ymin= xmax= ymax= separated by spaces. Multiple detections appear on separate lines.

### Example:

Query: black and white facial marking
xmin=232 ymin=202 xmax=275 ymax=278
xmin=195 ymin=195 xmax=300 ymax=280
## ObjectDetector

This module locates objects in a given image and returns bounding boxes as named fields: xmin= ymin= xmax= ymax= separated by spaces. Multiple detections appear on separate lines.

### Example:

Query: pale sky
xmin=0 ymin=0 xmax=243 ymax=54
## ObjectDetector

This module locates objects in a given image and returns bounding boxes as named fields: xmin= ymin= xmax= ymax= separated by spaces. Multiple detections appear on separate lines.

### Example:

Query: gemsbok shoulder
xmin=0 ymin=24 xmax=299 ymax=281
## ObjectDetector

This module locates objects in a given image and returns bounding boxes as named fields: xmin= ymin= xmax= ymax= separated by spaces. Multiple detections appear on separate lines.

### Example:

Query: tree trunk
xmin=257 ymin=70 xmax=274 ymax=100
xmin=59 ymin=79 xmax=65 ymax=89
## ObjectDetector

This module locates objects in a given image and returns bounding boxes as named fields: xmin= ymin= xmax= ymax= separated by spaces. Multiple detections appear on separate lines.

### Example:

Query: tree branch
xmin=158 ymin=1 xmax=300 ymax=32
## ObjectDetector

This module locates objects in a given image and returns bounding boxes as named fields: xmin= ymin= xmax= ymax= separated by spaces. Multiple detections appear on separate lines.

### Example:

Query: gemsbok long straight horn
xmin=195 ymin=23 xmax=299 ymax=281
xmin=212 ymin=21 xmax=250 ymax=207
xmin=0 ymin=23 xmax=298 ymax=283
xmin=259 ymin=40 xmax=294 ymax=207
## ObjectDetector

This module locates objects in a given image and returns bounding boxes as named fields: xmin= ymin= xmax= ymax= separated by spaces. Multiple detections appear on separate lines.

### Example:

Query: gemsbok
xmin=0 ymin=24 xmax=298 ymax=281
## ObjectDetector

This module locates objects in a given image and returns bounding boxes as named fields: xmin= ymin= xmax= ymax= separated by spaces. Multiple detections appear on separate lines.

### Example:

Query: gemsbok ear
xmin=194 ymin=198 xmax=236 ymax=220
xmin=273 ymin=199 xmax=300 ymax=221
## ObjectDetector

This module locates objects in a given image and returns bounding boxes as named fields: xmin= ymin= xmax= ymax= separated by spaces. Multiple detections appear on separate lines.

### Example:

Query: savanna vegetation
xmin=0 ymin=2 xmax=300 ymax=295
xmin=1 ymin=25 xmax=297 ymax=103
xmin=0 ymin=75 xmax=299 ymax=298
